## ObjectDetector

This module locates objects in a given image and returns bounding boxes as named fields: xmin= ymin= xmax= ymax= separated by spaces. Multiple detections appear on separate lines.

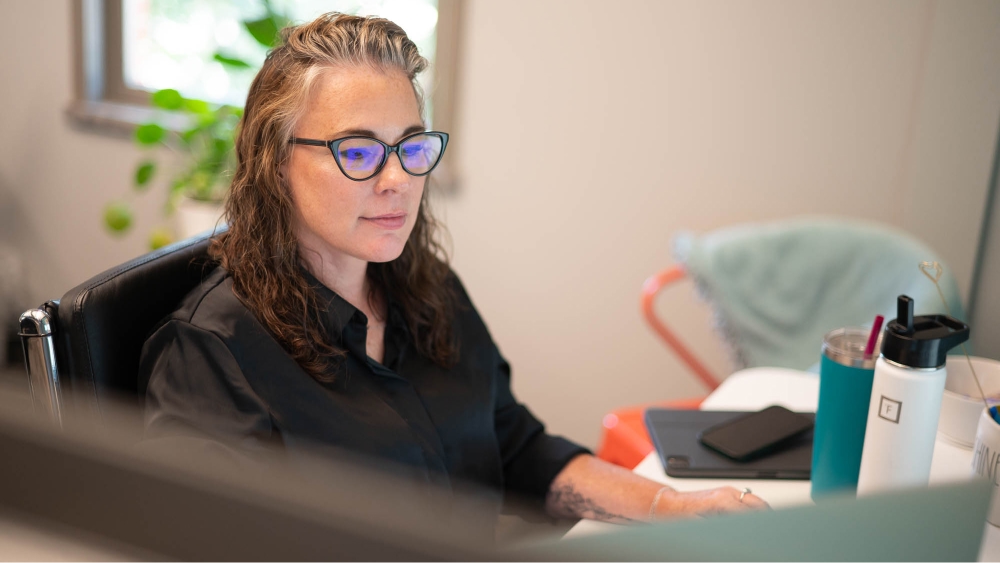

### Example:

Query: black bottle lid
xmin=880 ymin=295 xmax=970 ymax=369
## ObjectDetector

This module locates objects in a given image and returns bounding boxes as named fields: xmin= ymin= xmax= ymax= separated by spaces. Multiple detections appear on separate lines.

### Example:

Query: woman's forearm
xmin=545 ymin=454 xmax=767 ymax=523
xmin=544 ymin=454 xmax=667 ymax=523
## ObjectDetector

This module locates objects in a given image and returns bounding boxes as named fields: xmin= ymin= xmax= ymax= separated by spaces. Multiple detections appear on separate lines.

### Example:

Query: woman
xmin=139 ymin=12 xmax=767 ymax=529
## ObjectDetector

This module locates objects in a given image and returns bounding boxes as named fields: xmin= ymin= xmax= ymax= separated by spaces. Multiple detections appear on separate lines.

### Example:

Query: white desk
xmin=565 ymin=367 xmax=1000 ymax=561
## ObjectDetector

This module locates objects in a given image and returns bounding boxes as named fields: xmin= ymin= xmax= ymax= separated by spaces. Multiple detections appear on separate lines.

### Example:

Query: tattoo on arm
xmin=545 ymin=482 xmax=639 ymax=524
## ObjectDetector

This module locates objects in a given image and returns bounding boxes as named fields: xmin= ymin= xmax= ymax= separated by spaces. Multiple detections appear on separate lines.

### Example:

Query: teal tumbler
xmin=810 ymin=327 xmax=876 ymax=500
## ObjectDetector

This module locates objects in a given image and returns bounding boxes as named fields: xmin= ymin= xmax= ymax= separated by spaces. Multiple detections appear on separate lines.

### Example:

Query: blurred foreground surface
xmin=0 ymin=380 xmax=503 ymax=560
xmin=0 ymin=373 xmax=989 ymax=561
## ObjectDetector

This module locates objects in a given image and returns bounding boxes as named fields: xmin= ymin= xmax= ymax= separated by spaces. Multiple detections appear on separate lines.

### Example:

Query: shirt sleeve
xmin=492 ymin=348 xmax=591 ymax=501
xmin=139 ymin=319 xmax=276 ymax=452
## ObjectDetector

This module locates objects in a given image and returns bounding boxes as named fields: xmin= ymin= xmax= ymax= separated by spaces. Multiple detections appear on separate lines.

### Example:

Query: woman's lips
xmin=362 ymin=213 xmax=407 ymax=230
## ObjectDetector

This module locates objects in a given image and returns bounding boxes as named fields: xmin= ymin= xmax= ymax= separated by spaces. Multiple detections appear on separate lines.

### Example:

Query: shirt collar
xmin=300 ymin=267 xmax=409 ymax=345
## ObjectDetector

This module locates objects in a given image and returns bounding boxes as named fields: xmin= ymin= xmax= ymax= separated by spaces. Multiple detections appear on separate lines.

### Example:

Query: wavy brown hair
xmin=211 ymin=12 xmax=456 ymax=382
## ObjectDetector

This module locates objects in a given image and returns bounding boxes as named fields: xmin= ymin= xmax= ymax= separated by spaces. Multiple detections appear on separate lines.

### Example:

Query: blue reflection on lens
xmin=339 ymin=145 xmax=382 ymax=171
xmin=400 ymin=138 xmax=439 ymax=171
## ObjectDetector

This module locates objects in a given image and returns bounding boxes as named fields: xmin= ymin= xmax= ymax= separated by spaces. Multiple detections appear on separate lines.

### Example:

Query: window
xmin=71 ymin=0 xmax=463 ymax=190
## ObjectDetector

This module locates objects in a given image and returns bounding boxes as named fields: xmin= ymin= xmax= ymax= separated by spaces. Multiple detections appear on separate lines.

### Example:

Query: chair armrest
xmin=19 ymin=303 xmax=62 ymax=427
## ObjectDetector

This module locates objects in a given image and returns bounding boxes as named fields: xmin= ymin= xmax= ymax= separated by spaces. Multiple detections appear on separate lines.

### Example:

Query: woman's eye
xmin=340 ymin=148 xmax=379 ymax=168
xmin=401 ymin=143 xmax=430 ymax=158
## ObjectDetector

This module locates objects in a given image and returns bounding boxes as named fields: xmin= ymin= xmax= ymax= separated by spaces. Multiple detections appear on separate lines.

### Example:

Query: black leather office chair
xmin=19 ymin=228 xmax=223 ymax=427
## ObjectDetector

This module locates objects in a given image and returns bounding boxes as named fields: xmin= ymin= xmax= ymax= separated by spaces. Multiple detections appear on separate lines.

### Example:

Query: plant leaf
xmin=244 ymin=16 xmax=280 ymax=47
xmin=151 ymin=88 xmax=184 ymax=110
xmin=183 ymin=98 xmax=211 ymax=114
xmin=213 ymin=52 xmax=252 ymax=68
xmin=134 ymin=161 xmax=156 ymax=188
xmin=197 ymin=112 xmax=218 ymax=127
xmin=180 ymin=125 xmax=203 ymax=145
xmin=149 ymin=228 xmax=173 ymax=250
xmin=189 ymin=170 xmax=213 ymax=198
xmin=260 ymin=0 xmax=291 ymax=34
xmin=169 ymin=176 xmax=189 ymax=195
xmin=272 ymin=14 xmax=291 ymax=33
xmin=135 ymin=123 xmax=165 ymax=145
xmin=103 ymin=201 xmax=133 ymax=233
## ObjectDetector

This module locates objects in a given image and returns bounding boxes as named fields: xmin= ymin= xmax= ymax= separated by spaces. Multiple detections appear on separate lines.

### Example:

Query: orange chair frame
xmin=596 ymin=265 xmax=722 ymax=469
xmin=640 ymin=265 xmax=722 ymax=391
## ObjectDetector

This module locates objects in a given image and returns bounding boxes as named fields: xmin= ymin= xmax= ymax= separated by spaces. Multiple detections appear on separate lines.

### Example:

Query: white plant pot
xmin=174 ymin=198 xmax=225 ymax=240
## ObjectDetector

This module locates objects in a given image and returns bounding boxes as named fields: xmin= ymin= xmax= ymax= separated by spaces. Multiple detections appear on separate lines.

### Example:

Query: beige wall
xmin=1 ymin=1 xmax=999 ymax=448
xmin=442 ymin=0 xmax=1000 ymax=447
xmin=0 ymin=1 xmax=162 ymax=306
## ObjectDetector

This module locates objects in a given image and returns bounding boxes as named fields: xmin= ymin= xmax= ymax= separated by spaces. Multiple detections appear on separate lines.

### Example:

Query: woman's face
xmin=286 ymin=66 xmax=425 ymax=270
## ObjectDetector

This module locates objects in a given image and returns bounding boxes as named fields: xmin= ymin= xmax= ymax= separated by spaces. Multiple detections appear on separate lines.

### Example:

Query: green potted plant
xmin=104 ymin=3 xmax=288 ymax=249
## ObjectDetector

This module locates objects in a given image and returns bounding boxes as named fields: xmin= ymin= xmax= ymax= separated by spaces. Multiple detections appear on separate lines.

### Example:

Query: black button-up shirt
xmin=139 ymin=266 xmax=587 ymax=524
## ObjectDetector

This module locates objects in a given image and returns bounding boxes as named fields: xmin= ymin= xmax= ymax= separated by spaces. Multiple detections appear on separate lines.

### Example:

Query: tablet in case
xmin=644 ymin=408 xmax=814 ymax=479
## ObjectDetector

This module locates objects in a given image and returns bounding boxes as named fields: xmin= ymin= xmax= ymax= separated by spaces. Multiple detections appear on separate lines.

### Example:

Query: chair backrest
xmin=49 ymin=228 xmax=222 ymax=415
xmin=673 ymin=217 xmax=965 ymax=371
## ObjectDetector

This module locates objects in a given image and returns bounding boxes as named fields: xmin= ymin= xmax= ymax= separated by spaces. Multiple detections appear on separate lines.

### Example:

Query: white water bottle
xmin=856 ymin=295 xmax=969 ymax=496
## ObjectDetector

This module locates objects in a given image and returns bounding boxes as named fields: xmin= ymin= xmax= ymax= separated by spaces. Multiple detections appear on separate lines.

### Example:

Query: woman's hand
xmin=653 ymin=486 xmax=770 ymax=519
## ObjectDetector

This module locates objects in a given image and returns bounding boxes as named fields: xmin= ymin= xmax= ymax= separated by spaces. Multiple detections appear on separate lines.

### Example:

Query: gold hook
xmin=920 ymin=261 xmax=990 ymax=411
xmin=919 ymin=261 xmax=943 ymax=284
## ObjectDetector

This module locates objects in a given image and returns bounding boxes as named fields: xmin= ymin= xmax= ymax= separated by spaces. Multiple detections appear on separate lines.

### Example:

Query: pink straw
xmin=863 ymin=314 xmax=885 ymax=359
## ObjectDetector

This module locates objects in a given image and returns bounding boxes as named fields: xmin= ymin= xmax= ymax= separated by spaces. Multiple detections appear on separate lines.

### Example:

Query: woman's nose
xmin=374 ymin=152 xmax=411 ymax=193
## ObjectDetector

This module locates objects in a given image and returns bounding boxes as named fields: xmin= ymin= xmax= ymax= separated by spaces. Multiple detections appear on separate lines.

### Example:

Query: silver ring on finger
xmin=739 ymin=487 xmax=752 ymax=502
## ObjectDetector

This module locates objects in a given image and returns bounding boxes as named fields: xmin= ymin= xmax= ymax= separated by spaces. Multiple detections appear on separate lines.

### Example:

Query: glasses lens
xmin=336 ymin=138 xmax=386 ymax=179
xmin=398 ymin=134 xmax=443 ymax=175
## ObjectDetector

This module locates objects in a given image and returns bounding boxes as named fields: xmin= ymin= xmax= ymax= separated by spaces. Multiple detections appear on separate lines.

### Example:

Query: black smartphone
xmin=697 ymin=405 xmax=814 ymax=462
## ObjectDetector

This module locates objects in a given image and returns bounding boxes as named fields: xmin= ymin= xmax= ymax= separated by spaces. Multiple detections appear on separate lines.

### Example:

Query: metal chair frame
xmin=640 ymin=265 xmax=722 ymax=391
xmin=19 ymin=303 xmax=63 ymax=426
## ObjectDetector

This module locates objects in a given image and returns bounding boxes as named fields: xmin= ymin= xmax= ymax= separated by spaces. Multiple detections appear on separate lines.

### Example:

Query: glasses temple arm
xmin=288 ymin=138 xmax=329 ymax=147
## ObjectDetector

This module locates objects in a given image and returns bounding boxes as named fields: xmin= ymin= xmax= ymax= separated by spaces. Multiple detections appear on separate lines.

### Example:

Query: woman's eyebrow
xmin=330 ymin=128 xmax=377 ymax=138
xmin=327 ymin=124 xmax=426 ymax=141
xmin=400 ymin=124 xmax=426 ymax=138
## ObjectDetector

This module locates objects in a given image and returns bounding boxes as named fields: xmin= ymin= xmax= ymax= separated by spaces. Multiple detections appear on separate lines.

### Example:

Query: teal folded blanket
xmin=674 ymin=217 xmax=965 ymax=372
